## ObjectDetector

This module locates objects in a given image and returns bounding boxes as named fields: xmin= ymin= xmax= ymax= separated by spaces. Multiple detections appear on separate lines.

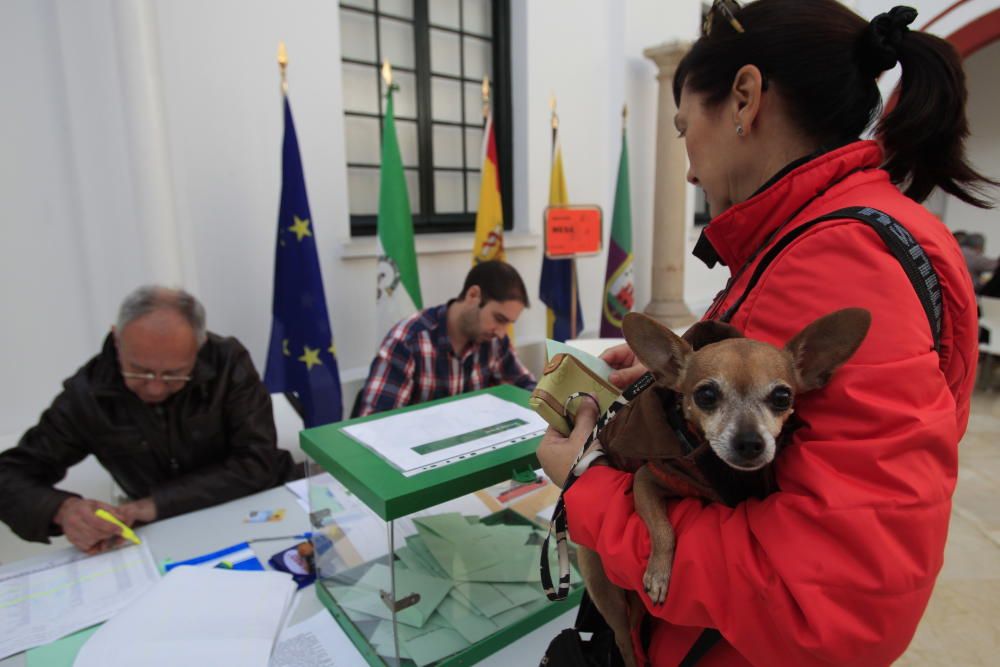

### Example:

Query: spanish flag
xmin=471 ymin=109 xmax=505 ymax=264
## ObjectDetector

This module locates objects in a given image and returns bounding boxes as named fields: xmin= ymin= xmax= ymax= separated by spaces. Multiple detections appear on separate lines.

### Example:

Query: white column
xmin=643 ymin=41 xmax=697 ymax=329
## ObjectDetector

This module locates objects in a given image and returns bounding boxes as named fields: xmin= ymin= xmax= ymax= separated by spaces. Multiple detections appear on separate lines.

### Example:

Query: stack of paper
xmin=0 ymin=543 xmax=159 ymax=660
xmin=326 ymin=512 xmax=578 ymax=666
xmin=73 ymin=566 xmax=296 ymax=667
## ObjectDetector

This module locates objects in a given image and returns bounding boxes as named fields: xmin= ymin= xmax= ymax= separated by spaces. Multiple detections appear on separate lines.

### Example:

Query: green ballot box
xmin=301 ymin=385 xmax=585 ymax=667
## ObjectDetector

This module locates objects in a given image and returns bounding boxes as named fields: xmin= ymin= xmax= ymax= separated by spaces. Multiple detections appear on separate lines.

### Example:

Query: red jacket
xmin=565 ymin=141 xmax=978 ymax=666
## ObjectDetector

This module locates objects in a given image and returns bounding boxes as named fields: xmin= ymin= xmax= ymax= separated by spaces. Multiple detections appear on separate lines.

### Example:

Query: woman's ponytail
xmin=875 ymin=14 xmax=998 ymax=208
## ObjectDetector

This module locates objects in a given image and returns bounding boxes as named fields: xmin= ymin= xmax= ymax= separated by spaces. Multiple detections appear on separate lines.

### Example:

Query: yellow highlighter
xmin=94 ymin=509 xmax=142 ymax=545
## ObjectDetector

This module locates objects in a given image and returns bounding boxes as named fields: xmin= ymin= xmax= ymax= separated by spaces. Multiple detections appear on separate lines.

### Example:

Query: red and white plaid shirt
xmin=357 ymin=303 xmax=535 ymax=417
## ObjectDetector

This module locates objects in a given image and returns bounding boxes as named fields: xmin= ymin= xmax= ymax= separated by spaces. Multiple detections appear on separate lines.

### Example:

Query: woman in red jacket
xmin=538 ymin=1 xmax=995 ymax=665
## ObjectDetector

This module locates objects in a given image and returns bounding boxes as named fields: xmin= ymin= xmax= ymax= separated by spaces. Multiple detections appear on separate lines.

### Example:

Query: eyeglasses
xmin=703 ymin=0 xmax=745 ymax=36
xmin=121 ymin=371 xmax=192 ymax=385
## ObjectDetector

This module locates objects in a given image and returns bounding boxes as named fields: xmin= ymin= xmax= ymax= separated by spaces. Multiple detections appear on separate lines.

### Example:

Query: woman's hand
xmin=536 ymin=397 xmax=600 ymax=488
xmin=601 ymin=343 xmax=648 ymax=389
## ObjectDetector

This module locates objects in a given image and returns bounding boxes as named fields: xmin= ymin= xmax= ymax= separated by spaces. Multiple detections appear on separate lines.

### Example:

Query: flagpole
xmin=550 ymin=96 xmax=577 ymax=340
xmin=481 ymin=76 xmax=490 ymax=124
xmin=277 ymin=42 xmax=288 ymax=96
xmin=273 ymin=41 xmax=308 ymax=421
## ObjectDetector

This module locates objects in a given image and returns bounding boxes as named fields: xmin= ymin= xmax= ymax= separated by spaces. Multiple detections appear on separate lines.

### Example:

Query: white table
xmin=1 ymin=483 xmax=575 ymax=666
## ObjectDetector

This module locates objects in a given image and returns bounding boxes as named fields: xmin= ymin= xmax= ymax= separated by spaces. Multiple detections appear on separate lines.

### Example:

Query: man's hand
xmin=53 ymin=497 xmax=126 ymax=554
xmin=536 ymin=398 xmax=600 ymax=488
xmin=117 ymin=497 xmax=157 ymax=525
xmin=601 ymin=343 xmax=648 ymax=389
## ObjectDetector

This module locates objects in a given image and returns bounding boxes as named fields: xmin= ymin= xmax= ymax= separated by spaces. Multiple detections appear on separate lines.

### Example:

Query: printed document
xmin=341 ymin=393 xmax=546 ymax=476
xmin=0 ymin=543 xmax=159 ymax=660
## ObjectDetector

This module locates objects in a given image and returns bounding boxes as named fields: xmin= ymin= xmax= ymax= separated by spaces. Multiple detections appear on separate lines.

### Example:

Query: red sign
xmin=544 ymin=206 xmax=603 ymax=258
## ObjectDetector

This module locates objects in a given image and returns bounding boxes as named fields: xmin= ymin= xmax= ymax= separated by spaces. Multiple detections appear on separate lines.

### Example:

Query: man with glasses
xmin=0 ymin=286 xmax=295 ymax=553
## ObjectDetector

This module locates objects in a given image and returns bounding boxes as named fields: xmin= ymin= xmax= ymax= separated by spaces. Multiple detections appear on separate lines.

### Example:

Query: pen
xmin=94 ymin=509 xmax=142 ymax=545
xmin=248 ymin=532 xmax=312 ymax=543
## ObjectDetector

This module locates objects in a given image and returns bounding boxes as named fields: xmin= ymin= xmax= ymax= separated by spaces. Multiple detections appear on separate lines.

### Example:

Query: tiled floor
xmin=896 ymin=388 xmax=1000 ymax=665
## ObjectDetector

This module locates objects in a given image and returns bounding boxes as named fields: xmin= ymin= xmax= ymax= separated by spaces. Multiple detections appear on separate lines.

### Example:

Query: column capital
xmin=643 ymin=40 xmax=692 ymax=77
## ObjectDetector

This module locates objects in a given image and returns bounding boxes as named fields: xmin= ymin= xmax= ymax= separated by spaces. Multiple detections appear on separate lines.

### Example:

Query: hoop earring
xmin=736 ymin=124 xmax=745 ymax=136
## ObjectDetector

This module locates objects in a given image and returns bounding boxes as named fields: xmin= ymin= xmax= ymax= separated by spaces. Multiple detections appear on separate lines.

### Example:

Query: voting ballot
xmin=300 ymin=385 xmax=585 ymax=666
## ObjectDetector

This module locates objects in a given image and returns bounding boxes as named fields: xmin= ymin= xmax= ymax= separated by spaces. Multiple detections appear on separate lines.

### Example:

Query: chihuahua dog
xmin=574 ymin=308 xmax=871 ymax=667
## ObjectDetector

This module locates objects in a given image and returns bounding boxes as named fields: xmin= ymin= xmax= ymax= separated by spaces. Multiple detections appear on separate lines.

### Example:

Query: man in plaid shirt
xmin=357 ymin=261 xmax=536 ymax=417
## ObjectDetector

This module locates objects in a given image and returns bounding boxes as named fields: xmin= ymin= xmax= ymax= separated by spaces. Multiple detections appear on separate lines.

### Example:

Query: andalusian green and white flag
xmin=600 ymin=127 xmax=634 ymax=337
xmin=375 ymin=83 xmax=422 ymax=341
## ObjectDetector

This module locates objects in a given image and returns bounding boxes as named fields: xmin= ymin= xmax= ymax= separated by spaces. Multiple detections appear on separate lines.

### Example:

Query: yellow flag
xmin=472 ymin=111 xmax=506 ymax=264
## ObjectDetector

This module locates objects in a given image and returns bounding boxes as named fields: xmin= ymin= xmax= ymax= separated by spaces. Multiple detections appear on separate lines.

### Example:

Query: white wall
xmin=941 ymin=39 xmax=1000 ymax=253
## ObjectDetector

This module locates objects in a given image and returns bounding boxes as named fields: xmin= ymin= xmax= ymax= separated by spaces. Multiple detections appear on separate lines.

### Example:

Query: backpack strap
xmin=720 ymin=206 xmax=942 ymax=351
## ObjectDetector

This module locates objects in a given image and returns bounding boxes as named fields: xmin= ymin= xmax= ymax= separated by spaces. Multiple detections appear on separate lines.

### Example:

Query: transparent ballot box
xmin=300 ymin=386 xmax=584 ymax=666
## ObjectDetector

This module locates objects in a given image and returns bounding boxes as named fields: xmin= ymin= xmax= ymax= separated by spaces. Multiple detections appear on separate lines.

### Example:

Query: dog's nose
xmin=734 ymin=432 xmax=765 ymax=460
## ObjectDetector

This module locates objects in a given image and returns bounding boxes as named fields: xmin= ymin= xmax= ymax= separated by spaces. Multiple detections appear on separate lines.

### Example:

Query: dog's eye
xmin=769 ymin=386 xmax=793 ymax=411
xmin=693 ymin=384 xmax=720 ymax=410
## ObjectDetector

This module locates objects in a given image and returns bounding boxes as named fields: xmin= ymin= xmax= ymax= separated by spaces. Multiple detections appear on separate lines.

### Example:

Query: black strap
xmin=720 ymin=206 xmax=942 ymax=351
xmin=679 ymin=629 xmax=723 ymax=667
xmin=540 ymin=373 xmax=655 ymax=601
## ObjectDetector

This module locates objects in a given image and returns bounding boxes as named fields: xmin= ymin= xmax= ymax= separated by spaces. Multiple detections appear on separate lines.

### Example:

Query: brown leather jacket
xmin=0 ymin=333 xmax=296 ymax=542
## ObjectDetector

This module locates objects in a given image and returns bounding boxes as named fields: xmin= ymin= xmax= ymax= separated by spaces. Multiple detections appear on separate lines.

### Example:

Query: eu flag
xmin=264 ymin=96 xmax=342 ymax=427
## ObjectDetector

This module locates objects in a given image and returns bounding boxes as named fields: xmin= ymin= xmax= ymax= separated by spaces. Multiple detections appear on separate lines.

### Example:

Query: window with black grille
xmin=339 ymin=0 xmax=512 ymax=236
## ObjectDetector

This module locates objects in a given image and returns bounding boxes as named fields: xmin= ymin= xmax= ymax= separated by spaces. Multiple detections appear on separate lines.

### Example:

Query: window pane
xmin=391 ymin=70 xmax=418 ymax=117
xmin=379 ymin=17 xmax=415 ymax=69
xmin=341 ymin=0 xmax=374 ymax=10
xmin=342 ymin=62 xmax=379 ymax=114
xmin=380 ymin=0 xmax=412 ymax=18
xmin=464 ymin=82 xmax=485 ymax=124
xmin=395 ymin=119 xmax=419 ymax=168
xmin=340 ymin=10 xmax=376 ymax=62
xmin=406 ymin=169 xmax=421 ymax=214
xmin=431 ymin=76 xmax=462 ymax=123
xmin=464 ymin=36 xmax=492 ymax=81
xmin=433 ymin=125 xmax=463 ymax=168
xmin=466 ymin=127 xmax=484 ymax=168
xmin=462 ymin=0 xmax=491 ymax=36
xmin=466 ymin=171 xmax=481 ymax=213
xmin=344 ymin=116 xmax=381 ymax=164
xmin=435 ymin=171 xmax=465 ymax=213
xmin=429 ymin=29 xmax=461 ymax=76
xmin=429 ymin=0 xmax=460 ymax=29
xmin=348 ymin=167 xmax=379 ymax=215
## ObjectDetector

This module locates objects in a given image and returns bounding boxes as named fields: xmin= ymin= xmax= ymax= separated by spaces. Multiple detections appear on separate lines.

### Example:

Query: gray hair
xmin=116 ymin=286 xmax=207 ymax=345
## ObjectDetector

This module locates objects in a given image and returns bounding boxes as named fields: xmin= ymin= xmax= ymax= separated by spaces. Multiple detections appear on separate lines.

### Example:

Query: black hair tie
xmin=858 ymin=5 xmax=918 ymax=77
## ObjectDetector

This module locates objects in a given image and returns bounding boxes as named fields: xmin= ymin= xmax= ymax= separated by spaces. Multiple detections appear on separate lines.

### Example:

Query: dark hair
xmin=674 ymin=0 xmax=996 ymax=208
xmin=459 ymin=261 xmax=530 ymax=307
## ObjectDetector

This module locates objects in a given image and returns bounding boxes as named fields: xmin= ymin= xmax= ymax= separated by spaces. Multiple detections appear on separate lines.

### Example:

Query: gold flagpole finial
xmin=549 ymin=94 xmax=558 ymax=130
xmin=381 ymin=60 xmax=393 ymax=88
xmin=481 ymin=76 xmax=490 ymax=120
xmin=277 ymin=42 xmax=288 ymax=95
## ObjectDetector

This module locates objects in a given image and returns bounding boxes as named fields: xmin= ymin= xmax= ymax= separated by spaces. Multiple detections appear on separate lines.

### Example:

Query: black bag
xmin=540 ymin=592 xmax=721 ymax=667
xmin=539 ymin=592 xmax=625 ymax=667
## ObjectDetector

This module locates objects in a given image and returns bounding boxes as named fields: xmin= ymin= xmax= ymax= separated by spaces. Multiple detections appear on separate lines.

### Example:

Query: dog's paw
xmin=643 ymin=562 xmax=671 ymax=605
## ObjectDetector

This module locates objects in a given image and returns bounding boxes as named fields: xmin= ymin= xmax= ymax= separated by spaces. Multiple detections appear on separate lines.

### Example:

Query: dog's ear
xmin=681 ymin=320 xmax=743 ymax=350
xmin=785 ymin=308 xmax=872 ymax=392
xmin=622 ymin=312 xmax=692 ymax=390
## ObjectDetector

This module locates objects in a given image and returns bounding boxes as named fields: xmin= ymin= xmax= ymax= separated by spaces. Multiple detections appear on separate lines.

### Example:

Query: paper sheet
xmin=300 ymin=473 xmax=493 ymax=563
xmin=0 ymin=543 xmax=159 ymax=660
xmin=545 ymin=338 xmax=616 ymax=380
xmin=341 ymin=393 xmax=547 ymax=476
xmin=269 ymin=609 xmax=365 ymax=667
xmin=73 ymin=567 xmax=296 ymax=667
xmin=24 ymin=626 xmax=99 ymax=667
